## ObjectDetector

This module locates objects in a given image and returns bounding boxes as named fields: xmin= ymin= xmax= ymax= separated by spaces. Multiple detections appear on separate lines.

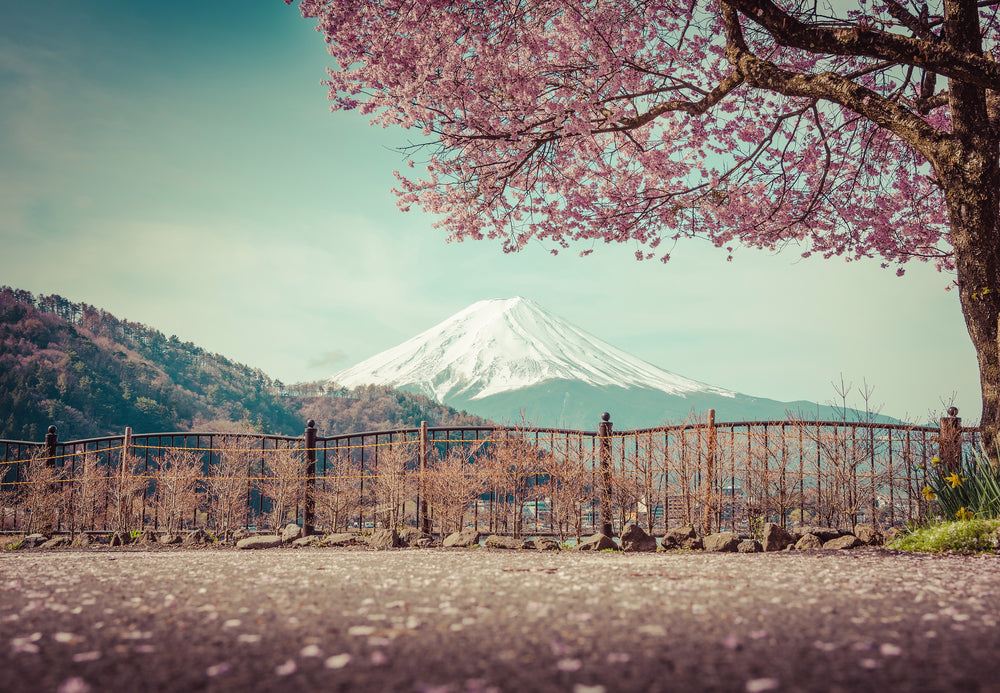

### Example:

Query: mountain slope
xmin=0 ymin=287 xmax=488 ymax=439
xmin=332 ymin=297 xmax=886 ymax=429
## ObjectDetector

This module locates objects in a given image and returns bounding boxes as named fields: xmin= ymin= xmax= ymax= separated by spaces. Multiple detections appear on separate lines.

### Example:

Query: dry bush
xmin=482 ymin=428 xmax=543 ymax=538
xmin=314 ymin=451 xmax=361 ymax=532
xmin=69 ymin=451 xmax=110 ymax=533
xmin=107 ymin=452 xmax=146 ymax=535
xmin=260 ymin=444 xmax=304 ymax=532
xmin=205 ymin=435 xmax=258 ymax=538
xmin=153 ymin=449 xmax=203 ymax=535
xmin=369 ymin=438 xmax=416 ymax=529
xmin=9 ymin=450 xmax=67 ymax=534
xmin=426 ymin=443 xmax=485 ymax=535
xmin=540 ymin=436 xmax=592 ymax=543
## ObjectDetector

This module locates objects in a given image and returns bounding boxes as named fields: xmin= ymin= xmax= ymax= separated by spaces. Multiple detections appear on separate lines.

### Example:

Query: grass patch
xmin=890 ymin=519 xmax=1000 ymax=555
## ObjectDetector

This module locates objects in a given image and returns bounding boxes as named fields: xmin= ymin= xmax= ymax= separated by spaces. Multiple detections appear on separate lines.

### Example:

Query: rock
xmin=661 ymin=525 xmax=703 ymax=550
xmin=704 ymin=531 xmax=741 ymax=552
xmin=414 ymin=537 xmax=436 ymax=548
xmin=183 ymin=528 xmax=210 ymax=546
xmin=365 ymin=528 xmax=400 ymax=550
xmin=443 ymin=529 xmax=480 ymax=548
xmin=398 ymin=527 xmax=433 ymax=547
xmin=532 ymin=537 xmax=560 ymax=551
xmin=21 ymin=533 xmax=49 ymax=549
xmin=292 ymin=536 xmax=320 ymax=548
xmin=795 ymin=533 xmax=823 ymax=550
xmin=281 ymin=523 xmax=303 ymax=544
xmin=853 ymin=524 xmax=883 ymax=546
xmin=40 ymin=536 xmax=71 ymax=549
xmin=823 ymin=535 xmax=863 ymax=550
xmin=762 ymin=523 xmax=794 ymax=552
xmin=576 ymin=533 xmax=619 ymax=551
xmin=138 ymin=529 xmax=158 ymax=544
xmin=738 ymin=540 xmax=762 ymax=553
xmin=883 ymin=527 xmax=902 ymax=545
xmin=320 ymin=532 xmax=360 ymax=547
xmin=485 ymin=535 xmax=529 ymax=549
xmin=232 ymin=528 xmax=251 ymax=542
xmin=236 ymin=535 xmax=282 ymax=550
xmin=621 ymin=523 xmax=658 ymax=552
xmin=110 ymin=532 xmax=129 ymax=547
xmin=798 ymin=526 xmax=843 ymax=542
xmin=159 ymin=534 xmax=182 ymax=545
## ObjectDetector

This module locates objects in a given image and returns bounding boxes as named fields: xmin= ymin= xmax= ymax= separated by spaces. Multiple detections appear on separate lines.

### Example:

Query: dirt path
xmin=1 ymin=547 xmax=998 ymax=692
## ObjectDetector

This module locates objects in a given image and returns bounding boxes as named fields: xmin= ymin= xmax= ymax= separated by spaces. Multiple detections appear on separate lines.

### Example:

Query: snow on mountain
xmin=332 ymin=297 xmax=736 ymax=404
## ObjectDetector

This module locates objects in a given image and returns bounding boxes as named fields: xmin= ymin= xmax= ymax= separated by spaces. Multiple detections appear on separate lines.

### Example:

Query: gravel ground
xmin=1 ymin=547 xmax=1000 ymax=693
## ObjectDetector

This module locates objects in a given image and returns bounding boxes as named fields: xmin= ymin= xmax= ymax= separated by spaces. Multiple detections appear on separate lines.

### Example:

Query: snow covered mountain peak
xmin=331 ymin=297 xmax=735 ymax=404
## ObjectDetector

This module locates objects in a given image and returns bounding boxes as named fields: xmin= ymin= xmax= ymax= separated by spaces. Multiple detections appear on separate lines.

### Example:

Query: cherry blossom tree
xmin=290 ymin=0 xmax=1000 ymax=450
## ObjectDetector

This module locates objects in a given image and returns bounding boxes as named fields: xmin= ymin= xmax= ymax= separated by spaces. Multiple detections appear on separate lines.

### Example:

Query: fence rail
xmin=0 ymin=410 xmax=979 ymax=539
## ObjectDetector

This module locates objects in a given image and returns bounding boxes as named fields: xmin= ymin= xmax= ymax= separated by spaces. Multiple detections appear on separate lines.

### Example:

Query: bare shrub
xmin=108 ymin=452 xmax=146 ymax=535
xmin=483 ymin=428 xmax=542 ymax=538
xmin=205 ymin=435 xmax=258 ymax=539
xmin=368 ymin=438 xmax=416 ymax=529
xmin=260 ymin=444 xmax=304 ymax=532
xmin=426 ymin=442 xmax=485 ymax=535
xmin=540 ymin=436 xmax=592 ymax=543
xmin=10 ymin=450 xmax=66 ymax=534
xmin=153 ymin=449 xmax=203 ymax=535
xmin=314 ymin=451 xmax=361 ymax=532
xmin=70 ymin=451 xmax=109 ymax=533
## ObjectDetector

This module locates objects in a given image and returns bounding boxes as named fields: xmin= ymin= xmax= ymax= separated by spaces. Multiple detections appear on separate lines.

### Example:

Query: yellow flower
xmin=956 ymin=507 xmax=976 ymax=520
xmin=921 ymin=486 xmax=937 ymax=500
xmin=945 ymin=472 xmax=965 ymax=488
xmin=931 ymin=456 xmax=940 ymax=467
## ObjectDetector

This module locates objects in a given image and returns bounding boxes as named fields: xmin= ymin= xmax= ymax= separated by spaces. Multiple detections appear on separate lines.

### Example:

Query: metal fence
xmin=0 ymin=410 xmax=979 ymax=538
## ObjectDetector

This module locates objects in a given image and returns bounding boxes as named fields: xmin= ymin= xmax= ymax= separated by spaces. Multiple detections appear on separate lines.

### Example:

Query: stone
xmin=484 ymin=535 xmax=529 ymax=550
xmin=183 ymin=528 xmax=209 ymax=546
xmin=110 ymin=532 xmax=129 ymax=547
xmin=795 ymin=533 xmax=823 ymax=550
xmin=798 ymin=526 xmax=843 ymax=542
xmin=320 ymin=532 xmax=360 ymax=547
xmin=532 ymin=537 xmax=560 ymax=551
xmin=738 ymin=540 xmax=762 ymax=553
xmin=620 ymin=523 xmax=658 ymax=552
xmin=40 ymin=535 xmax=71 ymax=549
xmin=21 ymin=533 xmax=49 ymax=549
xmin=704 ymin=531 xmax=741 ymax=552
xmin=281 ymin=523 xmax=303 ymax=544
xmin=576 ymin=533 xmax=619 ymax=551
xmin=398 ymin=527 xmax=433 ymax=547
xmin=442 ymin=529 xmax=480 ymax=548
xmin=883 ymin=527 xmax=902 ymax=545
xmin=236 ymin=535 xmax=282 ymax=550
xmin=853 ymin=524 xmax=883 ymax=546
xmin=823 ymin=535 xmax=863 ymax=550
xmin=159 ymin=534 xmax=183 ymax=545
xmin=414 ymin=537 xmax=436 ymax=549
xmin=365 ymin=528 xmax=400 ymax=550
xmin=138 ymin=529 xmax=158 ymax=544
xmin=762 ymin=523 xmax=794 ymax=552
xmin=232 ymin=528 xmax=251 ymax=542
xmin=292 ymin=536 xmax=320 ymax=548
xmin=661 ymin=525 xmax=703 ymax=550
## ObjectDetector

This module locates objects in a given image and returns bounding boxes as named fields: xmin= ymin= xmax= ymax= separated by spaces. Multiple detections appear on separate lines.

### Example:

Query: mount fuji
xmin=331 ymin=297 xmax=847 ymax=429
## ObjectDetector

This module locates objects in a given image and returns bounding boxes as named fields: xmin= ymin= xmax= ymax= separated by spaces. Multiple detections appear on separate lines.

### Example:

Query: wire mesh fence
xmin=0 ymin=413 xmax=979 ymax=538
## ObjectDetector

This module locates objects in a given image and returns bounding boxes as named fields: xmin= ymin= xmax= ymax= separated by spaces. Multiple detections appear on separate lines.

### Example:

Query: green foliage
xmin=0 ymin=287 xmax=490 ymax=439
xmin=129 ymin=529 xmax=142 ymax=541
xmin=890 ymin=519 xmax=1000 ymax=555
xmin=4 ymin=538 xmax=24 ymax=551
xmin=923 ymin=444 xmax=1000 ymax=521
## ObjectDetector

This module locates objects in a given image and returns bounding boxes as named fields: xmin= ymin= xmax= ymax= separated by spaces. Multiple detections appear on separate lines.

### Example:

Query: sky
xmin=0 ymin=1 xmax=981 ymax=426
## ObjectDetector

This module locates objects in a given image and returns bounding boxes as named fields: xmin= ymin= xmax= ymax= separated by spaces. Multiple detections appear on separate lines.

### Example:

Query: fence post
xmin=304 ymin=420 xmax=317 ymax=535
xmin=939 ymin=407 xmax=962 ymax=473
xmin=704 ymin=409 xmax=716 ymax=534
xmin=598 ymin=413 xmax=613 ymax=537
xmin=45 ymin=425 xmax=58 ymax=468
xmin=419 ymin=421 xmax=430 ymax=534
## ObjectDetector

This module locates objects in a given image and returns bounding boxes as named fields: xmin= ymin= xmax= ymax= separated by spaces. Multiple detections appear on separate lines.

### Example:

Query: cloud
xmin=307 ymin=350 xmax=349 ymax=369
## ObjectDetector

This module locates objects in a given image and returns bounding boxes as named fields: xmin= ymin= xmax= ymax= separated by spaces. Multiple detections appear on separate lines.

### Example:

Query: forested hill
xmin=0 ymin=287 xmax=488 ymax=440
